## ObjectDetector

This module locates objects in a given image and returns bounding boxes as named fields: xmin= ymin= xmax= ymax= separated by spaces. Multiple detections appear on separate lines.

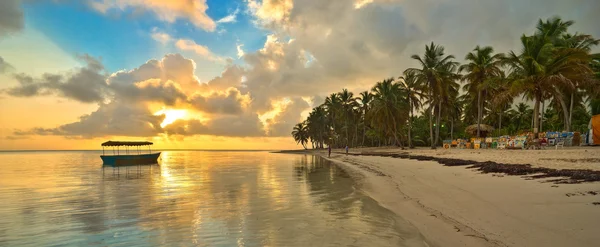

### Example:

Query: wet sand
xmin=283 ymin=148 xmax=600 ymax=247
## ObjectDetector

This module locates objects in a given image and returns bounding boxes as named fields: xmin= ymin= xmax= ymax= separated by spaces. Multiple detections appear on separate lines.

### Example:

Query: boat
xmin=100 ymin=141 xmax=161 ymax=166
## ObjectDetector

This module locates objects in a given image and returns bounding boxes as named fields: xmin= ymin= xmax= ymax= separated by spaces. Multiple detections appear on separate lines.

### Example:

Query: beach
xmin=289 ymin=147 xmax=600 ymax=247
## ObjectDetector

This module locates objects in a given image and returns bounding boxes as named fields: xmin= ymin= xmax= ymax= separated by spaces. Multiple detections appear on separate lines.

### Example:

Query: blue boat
xmin=100 ymin=141 xmax=161 ymax=166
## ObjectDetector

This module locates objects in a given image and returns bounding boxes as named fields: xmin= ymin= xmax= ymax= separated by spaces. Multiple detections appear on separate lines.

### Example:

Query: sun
xmin=154 ymin=109 xmax=188 ymax=128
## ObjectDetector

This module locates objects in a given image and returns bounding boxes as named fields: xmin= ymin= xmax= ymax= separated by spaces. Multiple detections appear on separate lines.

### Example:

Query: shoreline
xmin=283 ymin=148 xmax=600 ymax=247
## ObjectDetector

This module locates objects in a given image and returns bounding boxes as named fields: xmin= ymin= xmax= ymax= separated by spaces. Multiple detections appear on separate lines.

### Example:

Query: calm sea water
xmin=0 ymin=151 xmax=425 ymax=246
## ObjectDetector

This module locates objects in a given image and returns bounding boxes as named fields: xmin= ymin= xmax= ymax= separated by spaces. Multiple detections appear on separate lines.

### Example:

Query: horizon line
xmin=0 ymin=149 xmax=286 ymax=152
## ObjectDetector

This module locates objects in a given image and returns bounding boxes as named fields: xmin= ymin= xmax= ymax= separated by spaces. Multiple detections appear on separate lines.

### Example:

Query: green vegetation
xmin=292 ymin=17 xmax=599 ymax=149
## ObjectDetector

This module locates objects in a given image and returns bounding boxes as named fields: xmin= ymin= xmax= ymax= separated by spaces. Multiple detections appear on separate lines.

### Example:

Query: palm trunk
xmin=435 ymin=101 xmax=441 ymax=147
xmin=362 ymin=109 xmax=367 ymax=147
xmin=499 ymin=109 xmax=502 ymax=133
xmin=477 ymin=90 xmax=482 ymax=137
xmin=533 ymin=93 xmax=541 ymax=137
xmin=408 ymin=99 xmax=413 ymax=148
xmin=429 ymin=88 xmax=435 ymax=149
xmin=531 ymin=109 xmax=534 ymax=130
xmin=391 ymin=116 xmax=403 ymax=149
xmin=354 ymin=123 xmax=358 ymax=148
xmin=555 ymin=94 xmax=570 ymax=132
xmin=540 ymin=101 xmax=544 ymax=132
xmin=568 ymin=92 xmax=574 ymax=132
xmin=450 ymin=118 xmax=454 ymax=140
xmin=428 ymin=105 xmax=434 ymax=148
xmin=345 ymin=116 xmax=349 ymax=146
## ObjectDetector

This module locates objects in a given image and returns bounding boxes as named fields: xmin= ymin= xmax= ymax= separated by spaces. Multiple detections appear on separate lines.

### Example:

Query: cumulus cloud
xmin=247 ymin=0 xmax=293 ymax=26
xmin=7 ymin=53 xmax=256 ymax=139
xmin=267 ymin=97 xmax=310 ymax=137
xmin=9 ymin=0 xmax=600 ymax=141
xmin=201 ymin=65 xmax=245 ymax=91
xmin=89 ymin=0 xmax=216 ymax=31
xmin=111 ymin=79 xmax=188 ymax=106
xmin=188 ymin=87 xmax=250 ymax=115
xmin=14 ymin=100 xmax=165 ymax=138
xmin=0 ymin=0 xmax=24 ymax=37
xmin=175 ymin=39 xmax=227 ymax=63
xmin=0 ymin=56 xmax=15 ymax=74
xmin=5 ymin=54 xmax=109 ymax=103
xmin=164 ymin=113 xmax=265 ymax=137
xmin=108 ymin=53 xmax=201 ymax=92
xmin=227 ymin=0 xmax=600 ymax=114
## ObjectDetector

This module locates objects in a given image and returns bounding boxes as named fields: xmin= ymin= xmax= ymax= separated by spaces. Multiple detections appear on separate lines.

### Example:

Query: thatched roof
xmin=465 ymin=124 xmax=495 ymax=136
xmin=101 ymin=141 xmax=153 ymax=147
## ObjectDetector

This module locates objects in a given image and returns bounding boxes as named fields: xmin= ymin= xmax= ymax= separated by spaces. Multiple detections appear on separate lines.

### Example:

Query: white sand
xmin=342 ymin=146 xmax=600 ymax=171
xmin=314 ymin=149 xmax=600 ymax=247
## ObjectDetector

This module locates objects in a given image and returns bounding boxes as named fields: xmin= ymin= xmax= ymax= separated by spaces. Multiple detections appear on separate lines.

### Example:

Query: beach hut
xmin=588 ymin=114 xmax=600 ymax=145
xmin=465 ymin=124 xmax=495 ymax=138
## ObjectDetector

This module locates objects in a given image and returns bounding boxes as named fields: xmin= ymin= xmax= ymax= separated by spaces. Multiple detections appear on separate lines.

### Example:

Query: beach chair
xmin=555 ymin=140 xmax=564 ymax=149
xmin=497 ymin=142 xmax=506 ymax=149
xmin=565 ymin=137 xmax=573 ymax=146
xmin=540 ymin=138 xmax=548 ymax=148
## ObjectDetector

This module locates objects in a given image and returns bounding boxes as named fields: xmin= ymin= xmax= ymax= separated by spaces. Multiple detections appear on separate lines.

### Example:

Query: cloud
xmin=11 ymin=0 xmax=600 ymax=141
xmin=111 ymin=79 xmax=188 ymax=106
xmin=108 ymin=53 xmax=201 ymax=92
xmin=236 ymin=44 xmax=245 ymax=58
xmin=188 ymin=87 xmax=250 ymax=115
xmin=163 ymin=113 xmax=265 ymax=137
xmin=267 ymin=97 xmax=310 ymax=137
xmin=175 ymin=39 xmax=227 ymax=63
xmin=0 ymin=56 xmax=15 ymax=74
xmin=216 ymin=8 xmax=239 ymax=24
xmin=88 ymin=0 xmax=216 ymax=31
xmin=14 ymin=100 xmax=165 ymax=138
xmin=231 ymin=0 xmax=600 ymax=114
xmin=246 ymin=0 xmax=293 ymax=26
xmin=150 ymin=29 xmax=172 ymax=44
xmin=0 ymin=0 xmax=24 ymax=37
xmin=201 ymin=65 xmax=245 ymax=91
xmin=5 ymin=54 xmax=109 ymax=103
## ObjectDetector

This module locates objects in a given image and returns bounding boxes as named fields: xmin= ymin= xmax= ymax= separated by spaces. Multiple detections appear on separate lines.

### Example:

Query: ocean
xmin=0 ymin=151 xmax=424 ymax=246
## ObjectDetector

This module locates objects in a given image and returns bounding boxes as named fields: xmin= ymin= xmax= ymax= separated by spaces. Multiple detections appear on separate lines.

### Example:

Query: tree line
xmin=292 ymin=17 xmax=600 ymax=149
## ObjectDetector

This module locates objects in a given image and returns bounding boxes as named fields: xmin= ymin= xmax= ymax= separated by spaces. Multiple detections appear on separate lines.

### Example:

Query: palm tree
xmin=510 ymin=103 xmax=532 ymax=132
xmin=489 ymin=74 xmax=513 ymax=134
xmin=504 ymin=17 xmax=593 ymax=136
xmin=306 ymin=106 xmax=327 ymax=148
xmin=338 ymin=89 xmax=355 ymax=146
xmin=406 ymin=42 xmax=458 ymax=148
xmin=398 ymin=70 xmax=426 ymax=148
xmin=370 ymin=78 xmax=405 ymax=149
xmin=560 ymin=33 xmax=598 ymax=131
xmin=458 ymin=46 xmax=504 ymax=138
xmin=357 ymin=91 xmax=373 ymax=147
xmin=324 ymin=93 xmax=341 ymax=146
xmin=444 ymin=78 xmax=464 ymax=140
xmin=291 ymin=122 xmax=309 ymax=149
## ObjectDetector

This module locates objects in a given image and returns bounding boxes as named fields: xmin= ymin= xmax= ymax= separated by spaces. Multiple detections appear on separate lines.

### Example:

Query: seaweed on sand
xmin=350 ymin=151 xmax=600 ymax=184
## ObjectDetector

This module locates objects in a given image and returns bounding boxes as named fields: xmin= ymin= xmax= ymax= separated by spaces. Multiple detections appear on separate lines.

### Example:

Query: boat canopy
xmin=101 ymin=141 xmax=153 ymax=147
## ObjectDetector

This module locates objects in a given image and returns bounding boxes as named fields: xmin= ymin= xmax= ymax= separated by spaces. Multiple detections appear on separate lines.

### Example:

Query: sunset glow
xmin=155 ymin=109 xmax=189 ymax=128
xmin=0 ymin=0 xmax=597 ymax=151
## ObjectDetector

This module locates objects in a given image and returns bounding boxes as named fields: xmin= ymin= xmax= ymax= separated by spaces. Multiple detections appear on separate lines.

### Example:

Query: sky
xmin=0 ymin=0 xmax=599 ymax=150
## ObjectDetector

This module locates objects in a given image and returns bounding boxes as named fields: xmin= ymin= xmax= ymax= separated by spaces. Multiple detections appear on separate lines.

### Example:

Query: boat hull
xmin=101 ymin=152 xmax=161 ymax=166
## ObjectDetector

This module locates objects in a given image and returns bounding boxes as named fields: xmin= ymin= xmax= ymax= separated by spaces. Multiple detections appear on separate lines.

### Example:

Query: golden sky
xmin=1 ymin=0 xmax=598 ymax=150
